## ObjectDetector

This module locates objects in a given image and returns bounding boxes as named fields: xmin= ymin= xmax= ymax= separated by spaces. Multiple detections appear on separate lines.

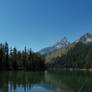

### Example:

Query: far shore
xmin=48 ymin=68 xmax=92 ymax=72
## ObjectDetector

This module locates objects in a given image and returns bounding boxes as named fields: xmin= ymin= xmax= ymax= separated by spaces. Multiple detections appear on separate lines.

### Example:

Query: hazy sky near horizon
xmin=0 ymin=0 xmax=92 ymax=51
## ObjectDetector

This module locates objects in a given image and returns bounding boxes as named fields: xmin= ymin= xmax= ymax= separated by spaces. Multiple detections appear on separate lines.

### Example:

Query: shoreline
xmin=48 ymin=68 xmax=92 ymax=72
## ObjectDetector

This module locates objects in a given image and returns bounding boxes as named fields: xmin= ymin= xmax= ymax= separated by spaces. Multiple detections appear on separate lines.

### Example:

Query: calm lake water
xmin=0 ymin=71 xmax=92 ymax=92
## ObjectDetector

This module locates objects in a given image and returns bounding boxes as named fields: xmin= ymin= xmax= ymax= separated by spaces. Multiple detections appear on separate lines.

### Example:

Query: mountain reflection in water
xmin=0 ymin=71 xmax=92 ymax=92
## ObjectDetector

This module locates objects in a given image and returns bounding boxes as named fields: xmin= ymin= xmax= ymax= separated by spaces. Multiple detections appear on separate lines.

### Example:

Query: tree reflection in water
xmin=0 ymin=71 xmax=92 ymax=92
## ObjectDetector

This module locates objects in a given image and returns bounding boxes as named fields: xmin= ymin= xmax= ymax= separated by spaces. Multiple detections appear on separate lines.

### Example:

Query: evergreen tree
xmin=0 ymin=42 xmax=45 ymax=71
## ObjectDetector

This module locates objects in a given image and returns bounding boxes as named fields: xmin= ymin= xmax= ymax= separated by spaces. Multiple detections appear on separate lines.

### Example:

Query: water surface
xmin=0 ymin=71 xmax=92 ymax=92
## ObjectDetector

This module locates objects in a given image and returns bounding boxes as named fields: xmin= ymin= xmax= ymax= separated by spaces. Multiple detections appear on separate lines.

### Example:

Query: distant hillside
xmin=45 ymin=43 xmax=75 ymax=63
xmin=47 ymin=42 xmax=92 ymax=69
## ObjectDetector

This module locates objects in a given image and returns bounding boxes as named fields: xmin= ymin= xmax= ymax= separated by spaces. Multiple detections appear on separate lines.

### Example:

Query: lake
xmin=0 ymin=71 xmax=92 ymax=92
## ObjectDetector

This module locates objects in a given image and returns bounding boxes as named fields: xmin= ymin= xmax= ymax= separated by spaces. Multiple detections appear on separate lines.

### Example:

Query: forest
xmin=47 ymin=42 xmax=92 ymax=69
xmin=1 ymin=42 xmax=92 ymax=71
xmin=0 ymin=42 xmax=45 ymax=71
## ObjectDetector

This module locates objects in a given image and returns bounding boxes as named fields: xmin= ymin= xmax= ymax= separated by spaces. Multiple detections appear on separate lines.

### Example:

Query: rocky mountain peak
xmin=39 ymin=37 xmax=70 ymax=55
xmin=54 ymin=37 xmax=70 ymax=49
xmin=56 ymin=37 xmax=67 ymax=43
xmin=75 ymin=33 xmax=92 ymax=42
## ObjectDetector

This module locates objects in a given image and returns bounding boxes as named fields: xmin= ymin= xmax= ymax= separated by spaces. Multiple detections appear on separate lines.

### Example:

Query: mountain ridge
xmin=38 ymin=37 xmax=70 ymax=55
xmin=39 ymin=32 xmax=92 ymax=55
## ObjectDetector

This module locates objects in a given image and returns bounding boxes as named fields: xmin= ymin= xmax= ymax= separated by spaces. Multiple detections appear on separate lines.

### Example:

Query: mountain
xmin=39 ymin=37 xmax=70 ymax=55
xmin=75 ymin=33 xmax=92 ymax=43
xmin=46 ymin=33 xmax=92 ymax=70
xmin=45 ymin=32 xmax=92 ymax=63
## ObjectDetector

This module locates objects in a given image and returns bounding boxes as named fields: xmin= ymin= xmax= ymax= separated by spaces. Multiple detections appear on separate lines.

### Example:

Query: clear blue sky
xmin=0 ymin=0 xmax=92 ymax=51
